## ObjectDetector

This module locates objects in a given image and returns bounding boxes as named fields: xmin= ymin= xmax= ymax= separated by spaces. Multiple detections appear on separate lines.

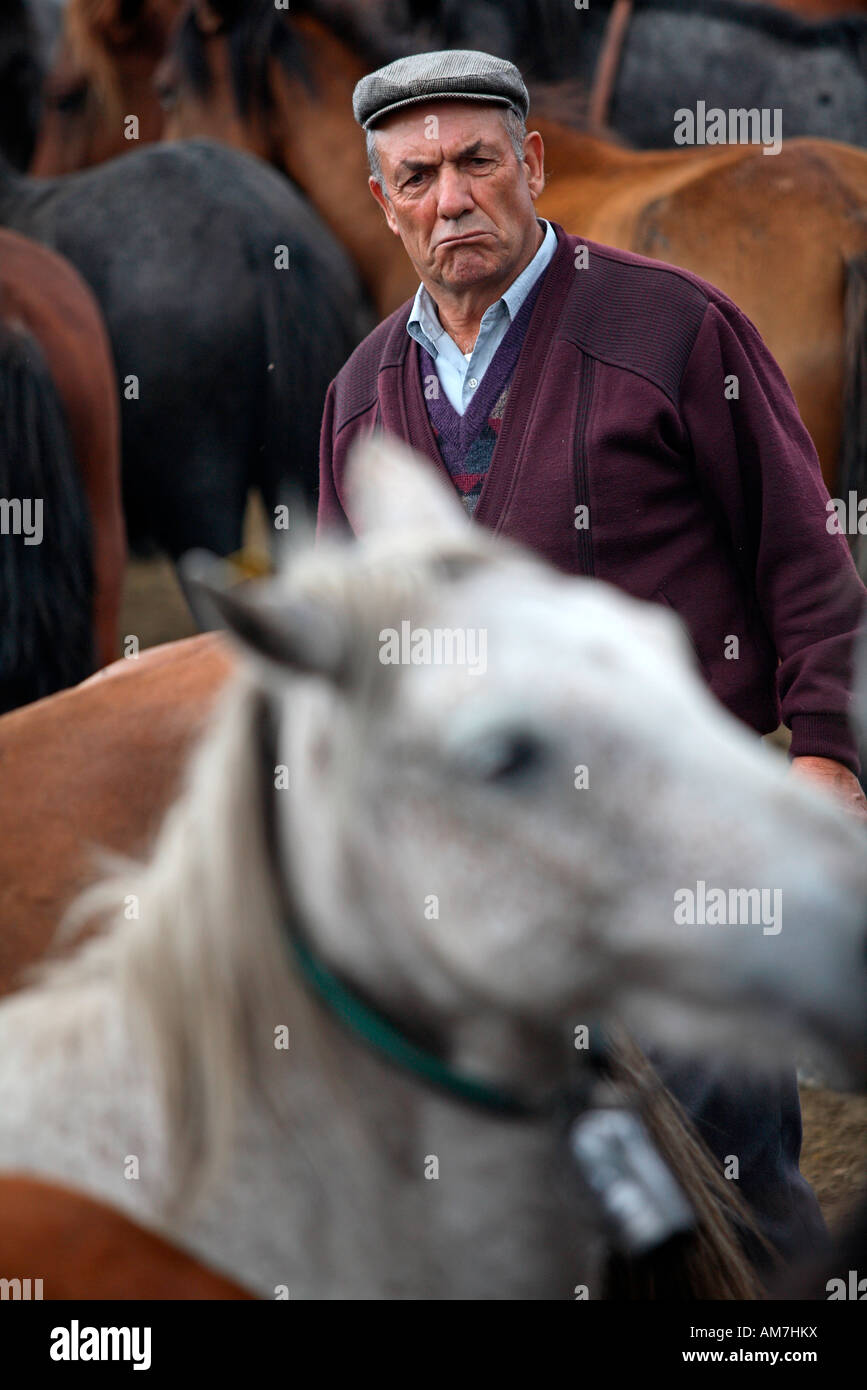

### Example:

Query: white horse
xmin=0 ymin=434 xmax=864 ymax=1299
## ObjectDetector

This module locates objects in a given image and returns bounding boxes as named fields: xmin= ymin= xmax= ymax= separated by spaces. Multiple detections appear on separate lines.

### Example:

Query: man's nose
xmin=436 ymin=166 xmax=476 ymax=220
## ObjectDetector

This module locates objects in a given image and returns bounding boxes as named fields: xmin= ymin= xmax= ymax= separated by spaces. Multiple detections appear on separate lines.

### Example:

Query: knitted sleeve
xmin=679 ymin=295 xmax=866 ymax=774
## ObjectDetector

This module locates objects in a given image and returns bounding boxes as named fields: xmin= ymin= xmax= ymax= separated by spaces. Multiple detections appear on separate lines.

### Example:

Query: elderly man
xmin=317 ymin=50 xmax=867 ymax=1274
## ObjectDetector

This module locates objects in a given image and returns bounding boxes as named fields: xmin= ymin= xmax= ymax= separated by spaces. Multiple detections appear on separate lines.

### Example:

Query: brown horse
xmin=0 ymin=1174 xmax=254 ymax=1297
xmin=25 ymin=4 xmax=867 ymax=520
xmin=0 ymin=632 xmax=231 ymax=997
xmin=31 ymin=0 xmax=184 ymax=174
xmin=148 ymin=2 xmax=867 ymax=503
xmin=31 ymin=2 xmax=867 ymax=497
xmin=0 ymin=227 xmax=124 ymax=706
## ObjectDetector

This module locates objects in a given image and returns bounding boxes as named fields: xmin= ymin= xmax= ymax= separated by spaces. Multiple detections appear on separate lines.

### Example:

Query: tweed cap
xmin=352 ymin=50 xmax=529 ymax=130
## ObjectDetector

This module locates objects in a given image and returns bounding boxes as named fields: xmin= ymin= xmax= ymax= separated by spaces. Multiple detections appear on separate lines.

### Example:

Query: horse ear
xmin=180 ymin=552 xmax=349 ymax=685
xmin=345 ymin=432 xmax=470 ymax=539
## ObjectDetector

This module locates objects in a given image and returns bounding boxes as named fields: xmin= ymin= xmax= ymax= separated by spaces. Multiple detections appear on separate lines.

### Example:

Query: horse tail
xmin=841 ymin=253 xmax=867 ymax=577
xmin=0 ymin=319 xmax=94 ymax=713
xmin=601 ymin=1029 xmax=770 ymax=1299
xmin=251 ymin=203 xmax=373 ymax=538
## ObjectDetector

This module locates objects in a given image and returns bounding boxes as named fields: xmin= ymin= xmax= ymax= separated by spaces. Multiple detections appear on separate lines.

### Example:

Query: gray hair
xmin=366 ymin=105 xmax=528 ymax=198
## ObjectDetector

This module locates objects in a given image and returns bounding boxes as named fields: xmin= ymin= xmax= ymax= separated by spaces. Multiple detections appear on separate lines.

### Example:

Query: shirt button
xmin=469 ymin=377 xmax=478 ymax=388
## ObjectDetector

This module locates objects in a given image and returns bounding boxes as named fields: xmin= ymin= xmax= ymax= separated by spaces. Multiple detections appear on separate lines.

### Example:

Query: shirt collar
xmin=407 ymin=218 xmax=556 ymax=356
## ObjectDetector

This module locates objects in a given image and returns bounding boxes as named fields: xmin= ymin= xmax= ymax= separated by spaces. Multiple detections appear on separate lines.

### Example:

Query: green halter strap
xmin=290 ymin=933 xmax=543 ymax=1118
xmin=257 ymin=692 xmax=553 ymax=1120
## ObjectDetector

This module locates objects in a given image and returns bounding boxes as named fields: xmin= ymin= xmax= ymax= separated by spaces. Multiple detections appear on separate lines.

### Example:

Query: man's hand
xmin=790 ymin=755 xmax=867 ymax=824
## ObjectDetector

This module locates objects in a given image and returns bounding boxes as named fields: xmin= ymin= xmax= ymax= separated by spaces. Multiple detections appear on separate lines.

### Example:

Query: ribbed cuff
xmin=788 ymin=713 xmax=860 ymax=777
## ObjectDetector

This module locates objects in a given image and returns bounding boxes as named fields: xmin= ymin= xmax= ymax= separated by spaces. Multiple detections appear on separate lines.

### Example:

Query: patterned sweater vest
xmin=418 ymin=271 xmax=546 ymax=517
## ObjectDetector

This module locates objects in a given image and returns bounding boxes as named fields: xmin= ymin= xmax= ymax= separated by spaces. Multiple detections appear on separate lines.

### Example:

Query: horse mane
xmin=23 ymin=531 xmax=502 ymax=1210
xmin=26 ymin=671 xmax=291 ymax=1211
xmin=172 ymin=0 xmax=418 ymax=116
xmin=171 ymin=0 xmax=594 ymax=135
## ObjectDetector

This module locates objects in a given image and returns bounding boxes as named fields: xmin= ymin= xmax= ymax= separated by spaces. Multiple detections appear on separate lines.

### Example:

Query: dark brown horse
xmin=0 ymin=633 xmax=231 ymax=997
xmin=32 ymin=0 xmax=184 ymax=174
xmin=5 ymin=1 xmax=373 ymax=568
xmin=0 ymin=227 xmax=124 ymax=709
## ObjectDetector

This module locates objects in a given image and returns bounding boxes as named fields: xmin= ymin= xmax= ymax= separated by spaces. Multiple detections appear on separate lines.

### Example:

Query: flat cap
xmin=352 ymin=49 xmax=529 ymax=131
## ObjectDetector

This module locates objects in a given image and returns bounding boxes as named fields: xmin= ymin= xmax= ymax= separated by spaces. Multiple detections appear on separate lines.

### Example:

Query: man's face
xmin=369 ymin=101 xmax=545 ymax=296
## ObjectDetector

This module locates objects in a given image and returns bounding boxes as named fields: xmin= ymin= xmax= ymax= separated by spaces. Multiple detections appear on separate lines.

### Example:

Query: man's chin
xmin=435 ymin=245 xmax=501 ymax=287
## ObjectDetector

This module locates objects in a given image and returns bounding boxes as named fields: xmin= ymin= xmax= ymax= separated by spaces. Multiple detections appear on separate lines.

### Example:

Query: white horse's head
xmin=195 ymin=433 xmax=867 ymax=1092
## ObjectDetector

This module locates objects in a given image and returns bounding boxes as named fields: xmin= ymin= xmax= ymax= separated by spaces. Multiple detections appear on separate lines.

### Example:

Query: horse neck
xmin=534 ymin=117 xmax=641 ymax=188
xmin=270 ymin=17 xmax=418 ymax=316
xmin=533 ymin=116 xmax=715 ymax=229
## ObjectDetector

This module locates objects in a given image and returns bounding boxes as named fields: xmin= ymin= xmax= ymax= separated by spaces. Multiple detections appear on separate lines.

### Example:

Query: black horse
xmin=405 ymin=0 xmax=867 ymax=150
xmin=1 ymin=0 xmax=46 ymax=169
xmin=1 ymin=2 xmax=372 ymax=560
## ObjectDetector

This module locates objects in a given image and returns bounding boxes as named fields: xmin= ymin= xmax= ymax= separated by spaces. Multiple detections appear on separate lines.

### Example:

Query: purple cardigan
xmin=317 ymin=222 xmax=865 ymax=772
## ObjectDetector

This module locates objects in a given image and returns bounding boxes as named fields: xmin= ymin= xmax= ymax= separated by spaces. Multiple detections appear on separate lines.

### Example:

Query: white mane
xmin=22 ymin=518 xmax=510 ymax=1207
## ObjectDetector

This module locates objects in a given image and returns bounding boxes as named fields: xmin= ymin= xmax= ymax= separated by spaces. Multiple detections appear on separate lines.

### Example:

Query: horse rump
xmin=0 ymin=318 xmax=94 ymax=712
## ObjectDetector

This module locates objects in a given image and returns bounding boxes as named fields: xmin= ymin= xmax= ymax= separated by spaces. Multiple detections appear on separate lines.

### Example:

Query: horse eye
xmin=465 ymin=728 xmax=546 ymax=784
xmin=53 ymin=85 xmax=88 ymax=114
xmin=157 ymin=84 xmax=179 ymax=112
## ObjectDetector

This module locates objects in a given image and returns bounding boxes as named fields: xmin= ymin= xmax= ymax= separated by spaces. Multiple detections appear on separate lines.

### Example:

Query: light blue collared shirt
xmin=406 ymin=219 xmax=557 ymax=416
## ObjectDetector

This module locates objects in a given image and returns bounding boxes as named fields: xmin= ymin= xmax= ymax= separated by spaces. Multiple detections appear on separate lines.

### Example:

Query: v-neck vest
xmin=417 ymin=271 xmax=548 ymax=516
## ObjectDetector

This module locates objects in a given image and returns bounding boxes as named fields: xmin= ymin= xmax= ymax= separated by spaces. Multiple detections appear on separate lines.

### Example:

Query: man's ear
xmin=368 ymin=177 xmax=400 ymax=235
xmin=180 ymin=551 xmax=350 ymax=686
xmin=522 ymin=130 xmax=545 ymax=200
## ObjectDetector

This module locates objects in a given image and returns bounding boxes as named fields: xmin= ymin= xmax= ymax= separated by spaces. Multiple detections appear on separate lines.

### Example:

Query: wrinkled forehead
xmin=373 ymin=99 xmax=513 ymax=164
